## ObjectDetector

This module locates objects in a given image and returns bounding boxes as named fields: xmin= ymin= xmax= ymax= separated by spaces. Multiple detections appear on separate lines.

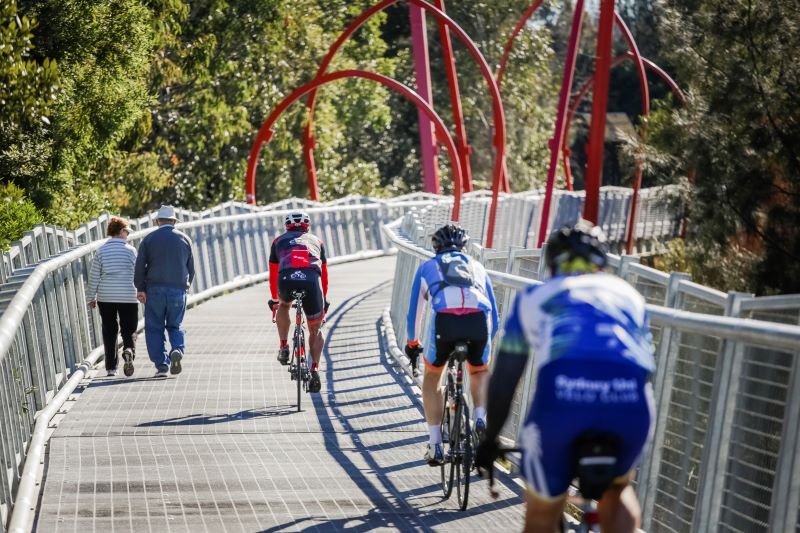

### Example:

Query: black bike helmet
xmin=431 ymin=224 xmax=469 ymax=253
xmin=545 ymin=219 xmax=608 ymax=275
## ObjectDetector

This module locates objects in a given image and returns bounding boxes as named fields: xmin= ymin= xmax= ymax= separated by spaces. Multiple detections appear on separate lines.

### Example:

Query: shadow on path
xmin=136 ymin=405 xmax=297 ymax=427
xmin=264 ymin=280 xmax=522 ymax=532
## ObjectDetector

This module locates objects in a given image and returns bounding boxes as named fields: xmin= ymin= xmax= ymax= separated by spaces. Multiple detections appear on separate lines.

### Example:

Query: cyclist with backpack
xmin=404 ymin=224 xmax=499 ymax=466
xmin=268 ymin=211 xmax=329 ymax=393
xmin=475 ymin=220 xmax=655 ymax=532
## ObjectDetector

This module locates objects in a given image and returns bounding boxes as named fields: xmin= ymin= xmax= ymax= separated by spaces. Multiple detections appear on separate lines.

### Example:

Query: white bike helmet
xmin=284 ymin=210 xmax=311 ymax=230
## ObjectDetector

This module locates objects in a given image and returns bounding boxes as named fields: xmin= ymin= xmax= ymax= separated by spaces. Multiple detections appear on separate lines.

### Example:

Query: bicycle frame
xmin=441 ymin=341 xmax=473 ymax=510
xmin=288 ymin=290 xmax=309 ymax=411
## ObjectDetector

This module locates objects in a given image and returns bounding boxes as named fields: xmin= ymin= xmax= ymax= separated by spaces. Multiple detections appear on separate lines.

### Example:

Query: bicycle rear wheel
xmin=440 ymin=382 xmax=454 ymax=498
xmin=454 ymin=398 xmax=472 ymax=510
xmin=294 ymin=327 xmax=303 ymax=412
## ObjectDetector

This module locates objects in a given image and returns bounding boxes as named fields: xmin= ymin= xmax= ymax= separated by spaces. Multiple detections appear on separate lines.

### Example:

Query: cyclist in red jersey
xmin=267 ymin=211 xmax=329 ymax=393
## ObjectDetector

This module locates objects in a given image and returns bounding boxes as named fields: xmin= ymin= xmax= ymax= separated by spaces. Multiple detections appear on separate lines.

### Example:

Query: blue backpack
xmin=430 ymin=253 xmax=475 ymax=297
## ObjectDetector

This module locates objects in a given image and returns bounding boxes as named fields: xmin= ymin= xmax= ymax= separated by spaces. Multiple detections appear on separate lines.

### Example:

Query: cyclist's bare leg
xmin=597 ymin=483 xmax=640 ymax=533
xmin=422 ymin=365 xmax=445 ymax=425
xmin=276 ymin=301 xmax=291 ymax=341
xmin=467 ymin=366 xmax=488 ymax=416
xmin=523 ymin=489 xmax=566 ymax=533
xmin=307 ymin=319 xmax=324 ymax=367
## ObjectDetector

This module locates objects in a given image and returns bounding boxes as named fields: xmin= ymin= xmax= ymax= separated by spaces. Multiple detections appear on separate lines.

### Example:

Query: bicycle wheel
xmin=300 ymin=328 xmax=308 ymax=392
xmin=294 ymin=326 xmax=303 ymax=412
xmin=454 ymin=397 xmax=472 ymax=510
xmin=440 ymin=382 xmax=454 ymax=498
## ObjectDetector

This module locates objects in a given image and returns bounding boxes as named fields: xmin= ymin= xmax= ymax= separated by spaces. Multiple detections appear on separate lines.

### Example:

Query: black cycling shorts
xmin=430 ymin=311 xmax=489 ymax=368
xmin=278 ymin=268 xmax=324 ymax=321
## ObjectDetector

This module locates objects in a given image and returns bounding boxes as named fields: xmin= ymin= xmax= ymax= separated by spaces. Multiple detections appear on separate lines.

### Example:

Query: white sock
xmin=428 ymin=424 xmax=442 ymax=445
xmin=474 ymin=406 xmax=487 ymax=423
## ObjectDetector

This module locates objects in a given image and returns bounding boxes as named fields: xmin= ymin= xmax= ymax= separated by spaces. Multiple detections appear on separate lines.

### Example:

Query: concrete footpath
xmin=35 ymin=256 xmax=523 ymax=532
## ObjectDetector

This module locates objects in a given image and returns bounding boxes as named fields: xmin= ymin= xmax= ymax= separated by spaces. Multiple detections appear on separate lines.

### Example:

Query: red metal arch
xmin=299 ymin=0 xmax=508 ymax=246
xmin=245 ymin=69 xmax=464 ymax=220
xmin=561 ymin=52 xmax=686 ymax=192
xmin=496 ymin=0 xmax=543 ymax=88
xmin=499 ymin=3 xmax=685 ymax=250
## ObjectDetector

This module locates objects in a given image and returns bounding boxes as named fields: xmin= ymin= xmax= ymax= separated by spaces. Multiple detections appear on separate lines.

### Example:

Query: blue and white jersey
xmin=406 ymin=251 xmax=500 ymax=341
xmin=500 ymin=273 xmax=655 ymax=374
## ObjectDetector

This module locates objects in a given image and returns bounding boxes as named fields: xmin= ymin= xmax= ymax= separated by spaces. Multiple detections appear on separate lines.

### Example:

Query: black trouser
xmin=97 ymin=302 xmax=138 ymax=370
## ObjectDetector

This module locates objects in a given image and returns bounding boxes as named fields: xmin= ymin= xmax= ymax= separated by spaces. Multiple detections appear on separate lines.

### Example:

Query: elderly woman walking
xmin=87 ymin=217 xmax=139 ymax=377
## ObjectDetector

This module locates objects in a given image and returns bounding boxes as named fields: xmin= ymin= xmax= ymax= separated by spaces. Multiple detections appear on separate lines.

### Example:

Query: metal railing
xmin=398 ymin=185 xmax=682 ymax=255
xmin=383 ymin=210 xmax=800 ymax=533
xmin=0 ymin=196 xmax=434 ymax=529
xmin=0 ymin=193 xmax=440 ymax=285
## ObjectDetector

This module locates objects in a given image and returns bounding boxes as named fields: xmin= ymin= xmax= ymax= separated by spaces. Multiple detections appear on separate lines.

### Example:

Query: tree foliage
xmin=0 ymin=181 xmax=41 ymax=250
xmin=0 ymin=0 xmax=59 ymax=128
xmin=647 ymin=0 xmax=800 ymax=294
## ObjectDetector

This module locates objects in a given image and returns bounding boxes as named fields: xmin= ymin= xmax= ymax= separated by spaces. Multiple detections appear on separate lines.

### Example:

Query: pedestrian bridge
xmin=1 ymin=191 xmax=799 ymax=532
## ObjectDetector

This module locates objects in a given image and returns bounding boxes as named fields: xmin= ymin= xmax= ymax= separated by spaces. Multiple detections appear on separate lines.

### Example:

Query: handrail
xmin=382 ymin=213 xmax=800 ymax=532
xmin=0 ymin=199 xmax=414 ymax=530
xmin=5 ymin=248 xmax=391 ymax=532
xmin=381 ymin=219 xmax=800 ymax=344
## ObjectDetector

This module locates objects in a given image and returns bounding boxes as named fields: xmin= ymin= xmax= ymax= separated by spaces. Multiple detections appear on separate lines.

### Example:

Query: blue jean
xmin=144 ymin=286 xmax=187 ymax=371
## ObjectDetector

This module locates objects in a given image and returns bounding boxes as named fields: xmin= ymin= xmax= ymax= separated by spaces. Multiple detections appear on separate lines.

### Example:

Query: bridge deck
xmin=34 ymin=257 xmax=523 ymax=532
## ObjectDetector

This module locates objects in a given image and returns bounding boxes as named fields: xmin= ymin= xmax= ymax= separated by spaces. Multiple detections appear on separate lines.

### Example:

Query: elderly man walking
xmin=134 ymin=205 xmax=195 ymax=378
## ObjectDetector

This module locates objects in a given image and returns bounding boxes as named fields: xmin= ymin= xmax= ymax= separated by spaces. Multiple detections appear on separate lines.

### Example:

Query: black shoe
xmin=277 ymin=346 xmax=289 ymax=365
xmin=122 ymin=348 xmax=134 ymax=377
xmin=308 ymin=370 xmax=321 ymax=393
xmin=169 ymin=349 xmax=183 ymax=375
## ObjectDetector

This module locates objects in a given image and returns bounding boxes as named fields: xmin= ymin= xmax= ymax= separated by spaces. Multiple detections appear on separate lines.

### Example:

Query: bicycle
xmin=272 ymin=290 xmax=310 ymax=412
xmin=487 ymin=432 xmax=622 ymax=532
xmin=440 ymin=341 xmax=474 ymax=511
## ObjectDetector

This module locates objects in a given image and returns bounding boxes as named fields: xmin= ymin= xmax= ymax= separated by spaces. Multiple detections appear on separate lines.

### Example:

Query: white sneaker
xmin=107 ymin=369 xmax=118 ymax=377
xmin=154 ymin=370 xmax=169 ymax=378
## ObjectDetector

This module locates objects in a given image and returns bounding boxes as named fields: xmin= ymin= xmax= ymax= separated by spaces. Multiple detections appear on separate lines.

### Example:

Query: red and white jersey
xmin=269 ymin=230 xmax=327 ymax=273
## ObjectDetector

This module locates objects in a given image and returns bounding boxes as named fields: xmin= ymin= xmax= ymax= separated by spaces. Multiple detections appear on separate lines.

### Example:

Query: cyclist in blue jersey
xmin=405 ymin=224 xmax=499 ymax=466
xmin=475 ymin=220 xmax=655 ymax=533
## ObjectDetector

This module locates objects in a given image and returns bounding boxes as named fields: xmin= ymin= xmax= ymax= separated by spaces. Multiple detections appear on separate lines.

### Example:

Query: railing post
xmin=768 ymin=308 xmax=800 ymax=532
xmin=638 ymin=271 xmax=691 ymax=529
xmin=21 ymin=306 xmax=46 ymax=411
xmin=692 ymin=292 xmax=751 ymax=532
xmin=616 ymin=254 xmax=639 ymax=279
xmin=536 ymin=244 xmax=549 ymax=281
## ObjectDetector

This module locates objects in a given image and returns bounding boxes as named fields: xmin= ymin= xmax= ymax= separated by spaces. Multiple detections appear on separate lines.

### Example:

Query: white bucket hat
xmin=156 ymin=205 xmax=177 ymax=220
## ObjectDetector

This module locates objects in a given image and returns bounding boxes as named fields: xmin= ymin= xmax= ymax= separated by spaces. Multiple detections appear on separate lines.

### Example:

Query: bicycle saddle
xmin=572 ymin=432 xmax=621 ymax=500
xmin=452 ymin=341 xmax=469 ymax=362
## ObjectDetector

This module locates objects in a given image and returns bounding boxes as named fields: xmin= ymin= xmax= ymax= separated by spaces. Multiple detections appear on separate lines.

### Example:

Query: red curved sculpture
xmin=497 ymin=0 xmax=685 ymax=253
xmin=298 ymin=0 xmax=507 ymax=247
xmin=245 ymin=69 xmax=465 ymax=220
xmin=496 ymin=0 xmax=544 ymax=87
xmin=536 ymin=0 xmax=586 ymax=247
xmin=562 ymin=53 xmax=685 ymax=189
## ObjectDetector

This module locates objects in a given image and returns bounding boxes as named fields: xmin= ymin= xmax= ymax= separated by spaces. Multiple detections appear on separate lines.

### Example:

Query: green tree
xmin=0 ymin=0 xmax=59 ymax=128
xmin=138 ymin=0 xmax=398 ymax=208
xmin=647 ymin=0 xmax=800 ymax=294
xmin=0 ymin=181 xmax=42 ymax=250
xmin=3 ymin=0 xmax=156 ymax=226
